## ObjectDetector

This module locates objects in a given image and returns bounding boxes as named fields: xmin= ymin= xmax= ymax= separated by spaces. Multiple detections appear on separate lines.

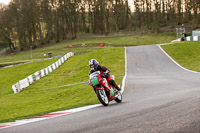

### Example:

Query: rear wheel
xmin=115 ymin=91 xmax=122 ymax=103
xmin=96 ymin=89 xmax=109 ymax=106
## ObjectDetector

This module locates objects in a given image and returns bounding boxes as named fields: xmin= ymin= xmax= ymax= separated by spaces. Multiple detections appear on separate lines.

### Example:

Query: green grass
xmin=0 ymin=47 xmax=125 ymax=123
xmin=0 ymin=58 xmax=58 ymax=95
xmin=161 ymin=42 xmax=200 ymax=72
xmin=1 ymin=33 xmax=199 ymax=123
xmin=0 ymin=33 xmax=176 ymax=65
xmin=0 ymin=33 xmax=178 ymax=123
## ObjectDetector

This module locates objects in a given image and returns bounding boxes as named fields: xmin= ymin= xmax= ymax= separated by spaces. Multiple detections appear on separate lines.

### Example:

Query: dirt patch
xmin=69 ymin=71 xmax=76 ymax=75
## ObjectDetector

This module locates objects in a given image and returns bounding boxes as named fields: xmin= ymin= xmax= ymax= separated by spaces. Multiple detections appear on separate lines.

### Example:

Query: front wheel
xmin=115 ymin=91 xmax=122 ymax=103
xmin=96 ymin=89 xmax=109 ymax=106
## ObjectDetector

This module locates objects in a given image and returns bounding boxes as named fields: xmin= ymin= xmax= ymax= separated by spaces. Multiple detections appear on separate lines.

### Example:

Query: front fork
xmin=94 ymin=86 xmax=110 ymax=98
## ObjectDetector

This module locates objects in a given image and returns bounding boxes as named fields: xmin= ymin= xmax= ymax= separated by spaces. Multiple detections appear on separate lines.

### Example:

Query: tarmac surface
xmin=1 ymin=45 xmax=200 ymax=133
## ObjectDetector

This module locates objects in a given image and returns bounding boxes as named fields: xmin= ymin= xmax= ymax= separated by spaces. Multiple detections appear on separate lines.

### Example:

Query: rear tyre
xmin=115 ymin=91 xmax=122 ymax=103
xmin=96 ymin=89 xmax=109 ymax=106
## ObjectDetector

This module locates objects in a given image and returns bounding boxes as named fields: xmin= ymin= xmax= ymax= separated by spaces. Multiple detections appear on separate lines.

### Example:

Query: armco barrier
xmin=12 ymin=52 xmax=74 ymax=93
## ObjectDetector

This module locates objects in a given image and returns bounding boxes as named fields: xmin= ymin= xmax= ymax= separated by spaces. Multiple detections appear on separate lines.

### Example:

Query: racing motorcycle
xmin=88 ymin=71 xmax=122 ymax=106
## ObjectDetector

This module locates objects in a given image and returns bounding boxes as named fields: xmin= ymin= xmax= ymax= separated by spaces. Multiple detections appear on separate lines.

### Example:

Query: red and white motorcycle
xmin=88 ymin=71 xmax=122 ymax=106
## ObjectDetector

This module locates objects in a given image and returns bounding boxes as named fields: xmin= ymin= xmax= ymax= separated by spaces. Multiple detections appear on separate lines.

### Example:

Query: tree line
xmin=0 ymin=0 xmax=199 ymax=52
xmin=133 ymin=0 xmax=200 ymax=32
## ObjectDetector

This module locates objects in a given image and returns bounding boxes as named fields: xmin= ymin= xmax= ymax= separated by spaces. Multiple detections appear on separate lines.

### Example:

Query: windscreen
xmin=89 ymin=71 xmax=100 ymax=80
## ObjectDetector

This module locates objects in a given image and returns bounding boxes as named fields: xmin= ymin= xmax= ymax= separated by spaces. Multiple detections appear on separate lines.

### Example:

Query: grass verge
xmin=0 ymin=33 xmax=176 ymax=65
xmin=0 ymin=47 xmax=125 ymax=123
xmin=161 ymin=42 xmax=200 ymax=72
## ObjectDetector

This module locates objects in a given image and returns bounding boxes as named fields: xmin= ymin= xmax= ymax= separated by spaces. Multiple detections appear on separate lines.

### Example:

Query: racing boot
xmin=115 ymin=85 xmax=121 ymax=91
xmin=108 ymin=80 xmax=121 ymax=91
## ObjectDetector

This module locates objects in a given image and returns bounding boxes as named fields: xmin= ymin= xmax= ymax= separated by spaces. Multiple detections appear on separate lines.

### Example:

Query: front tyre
xmin=115 ymin=91 xmax=122 ymax=103
xmin=96 ymin=89 xmax=109 ymax=106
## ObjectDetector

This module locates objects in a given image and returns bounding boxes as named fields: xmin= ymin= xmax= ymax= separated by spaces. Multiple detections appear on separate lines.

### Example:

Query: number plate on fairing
xmin=91 ymin=77 xmax=99 ymax=86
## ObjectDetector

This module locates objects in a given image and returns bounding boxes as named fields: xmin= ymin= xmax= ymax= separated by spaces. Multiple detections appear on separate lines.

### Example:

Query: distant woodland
xmin=0 ymin=0 xmax=199 ymax=52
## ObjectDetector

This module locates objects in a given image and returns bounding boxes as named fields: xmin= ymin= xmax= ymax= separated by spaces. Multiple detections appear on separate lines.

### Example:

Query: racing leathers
xmin=89 ymin=65 xmax=121 ymax=91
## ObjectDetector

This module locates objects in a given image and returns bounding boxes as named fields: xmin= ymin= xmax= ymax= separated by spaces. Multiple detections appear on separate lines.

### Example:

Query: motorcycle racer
xmin=89 ymin=59 xmax=121 ymax=91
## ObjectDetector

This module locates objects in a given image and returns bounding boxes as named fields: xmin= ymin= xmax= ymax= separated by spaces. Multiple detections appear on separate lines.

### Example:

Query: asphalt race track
xmin=2 ymin=45 xmax=200 ymax=133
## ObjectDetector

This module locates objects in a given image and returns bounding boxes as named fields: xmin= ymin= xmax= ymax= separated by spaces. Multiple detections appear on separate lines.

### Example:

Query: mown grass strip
xmin=161 ymin=42 xmax=200 ymax=72
xmin=0 ymin=47 xmax=124 ymax=123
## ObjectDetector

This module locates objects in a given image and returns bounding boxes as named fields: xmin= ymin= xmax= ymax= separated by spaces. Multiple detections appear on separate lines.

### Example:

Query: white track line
xmin=121 ymin=47 xmax=127 ymax=94
xmin=158 ymin=45 xmax=200 ymax=74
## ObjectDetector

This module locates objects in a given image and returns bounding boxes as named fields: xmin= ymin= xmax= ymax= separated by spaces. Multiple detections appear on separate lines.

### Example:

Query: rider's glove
xmin=104 ymin=70 xmax=109 ymax=75
xmin=87 ymin=80 xmax=90 ymax=85
xmin=102 ymin=71 xmax=109 ymax=77
xmin=101 ymin=73 xmax=106 ymax=77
